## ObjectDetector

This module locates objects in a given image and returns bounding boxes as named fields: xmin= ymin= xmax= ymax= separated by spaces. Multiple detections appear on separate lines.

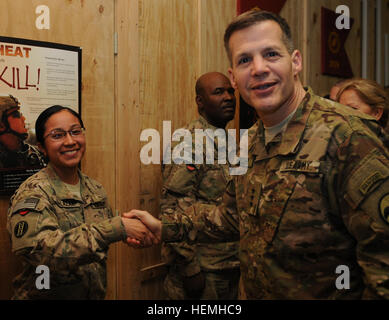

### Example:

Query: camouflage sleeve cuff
xmin=95 ymin=216 xmax=127 ymax=245
xmin=161 ymin=216 xmax=183 ymax=242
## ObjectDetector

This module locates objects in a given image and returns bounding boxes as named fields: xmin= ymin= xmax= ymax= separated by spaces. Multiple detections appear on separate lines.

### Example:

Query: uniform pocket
xmin=53 ymin=199 xmax=83 ymax=230
xmin=198 ymin=166 xmax=228 ymax=202
xmin=259 ymin=174 xmax=297 ymax=244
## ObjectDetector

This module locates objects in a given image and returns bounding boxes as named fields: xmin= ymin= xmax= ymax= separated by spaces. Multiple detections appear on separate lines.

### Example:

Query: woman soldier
xmin=7 ymin=105 xmax=156 ymax=299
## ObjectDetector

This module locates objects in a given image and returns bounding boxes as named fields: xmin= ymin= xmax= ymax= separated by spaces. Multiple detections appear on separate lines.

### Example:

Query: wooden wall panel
xmin=113 ymin=0 xmax=236 ymax=299
xmin=198 ymin=0 xmax=236 ymax=74
xmin=304 ymin=0 xmax=362 ymax=97
xmin=115 ymin=0 xmax=144 ymax=300
xmin=139 ymin=0 xmax=199 ymax=299
xmin=279 ymin=0 xmax=307 ymax=84
xmin=199 ymin=0 xmax=237 ymax=129
xmin=0 ymin=0 xmax=116 ymax=299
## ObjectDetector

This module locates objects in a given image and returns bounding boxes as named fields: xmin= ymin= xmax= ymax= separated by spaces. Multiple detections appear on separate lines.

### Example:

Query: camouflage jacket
xmin=7 ymin=163 xmax=126 ymax=299
xmin=0 ymin=142 xmax=45 ymax=168
xmin=160 ymin=116 xmax=239 ymax=276
xmin=162 ymin=87 xmax=389 ymax=299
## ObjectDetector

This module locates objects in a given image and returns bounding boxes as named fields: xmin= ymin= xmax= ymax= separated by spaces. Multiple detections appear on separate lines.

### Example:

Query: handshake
xmin=120 ymin=210 xmax=162 ymax=248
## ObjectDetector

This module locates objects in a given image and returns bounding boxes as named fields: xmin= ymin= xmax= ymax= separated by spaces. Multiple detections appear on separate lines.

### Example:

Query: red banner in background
xmin=321 ymin=7 xmax=354 ymax=78
xmin=237 ymin=0 xmax=287 ymax=14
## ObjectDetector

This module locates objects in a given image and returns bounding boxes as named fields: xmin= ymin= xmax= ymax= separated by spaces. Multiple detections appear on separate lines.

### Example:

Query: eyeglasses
xmin=44 ymin=127 xmax=85 ymax=141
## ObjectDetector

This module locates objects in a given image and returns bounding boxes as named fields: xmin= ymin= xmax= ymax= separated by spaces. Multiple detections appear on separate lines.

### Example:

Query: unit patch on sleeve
xmin=14 ymin=221 xmax=28 ymax=238
xmin=379 ymin=194 xmax=389 ymax=224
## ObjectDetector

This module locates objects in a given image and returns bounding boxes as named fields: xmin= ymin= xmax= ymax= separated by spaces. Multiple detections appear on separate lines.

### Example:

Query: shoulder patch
xmin=14 ymin=221 xmax=28 ymax=238
xmin=379 ymin=194 xmax=389 ymax=224
xmin=12 ymin=198 xmax=40 ymax=215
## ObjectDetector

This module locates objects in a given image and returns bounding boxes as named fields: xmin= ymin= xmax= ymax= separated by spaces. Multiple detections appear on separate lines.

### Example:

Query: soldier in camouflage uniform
xmin=161 ymin=72 xmax=240 ymax=299
xmin=0 ymin=95 xmax=45 ymax=168
xmin=126 ymin=10 xmax=389 ymax=299
xmin=7 ymin=105 xmax=155 ymax=299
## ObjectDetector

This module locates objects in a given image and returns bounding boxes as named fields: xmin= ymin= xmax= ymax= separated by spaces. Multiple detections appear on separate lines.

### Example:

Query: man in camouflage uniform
xmin=128 ymin=10 xmax=389 ymax=299
xmin=160 ymin=72 xmax=240 ymax=299
xmin=7 ymin=163 xmax=130 ymax=299
xmin=0 ymin=95 xmax=45 ymax=168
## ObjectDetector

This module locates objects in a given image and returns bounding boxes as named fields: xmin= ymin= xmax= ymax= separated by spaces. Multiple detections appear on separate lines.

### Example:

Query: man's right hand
xmin=121 ymin=217 xmax=158 ymax=247
xmin=122 ymin=209 xmax=162 ymax=247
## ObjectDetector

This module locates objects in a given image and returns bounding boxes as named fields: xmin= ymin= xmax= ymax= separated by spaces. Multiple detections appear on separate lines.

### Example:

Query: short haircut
xmin=336 ymin=78 xmax=389 ymax=128
xmin=224 ymin=8 xmax=294 ymax=64
xmin=35 ymin=105 xmax=84 ymax=146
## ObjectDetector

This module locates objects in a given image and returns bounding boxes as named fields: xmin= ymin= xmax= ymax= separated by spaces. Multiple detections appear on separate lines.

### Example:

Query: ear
xmin=291 ymin=50 xmax=303 ymax=76
xmin=372 ymin=107 xmax=384 ymax=121
xmin=196 ymin=95 xmax=204 ymax=114
xmin=195 ymin=94 xmax=202 ymax=106
xmin=37 ymin=142 xmax=47 ymax=157
xmin=228 ymin=67 xmax=238 ymax=90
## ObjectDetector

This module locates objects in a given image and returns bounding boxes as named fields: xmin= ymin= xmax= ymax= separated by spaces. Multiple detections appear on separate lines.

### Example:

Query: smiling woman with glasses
xmin=6 ymin=105 xmax=157 ymax=300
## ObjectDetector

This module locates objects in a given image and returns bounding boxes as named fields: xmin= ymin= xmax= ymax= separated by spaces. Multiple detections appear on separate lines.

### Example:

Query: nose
xmin=63 ymin=132 xmax=76 ymax=145
xmin=251 ymin=55 xmax=269 ymax=77
xmin=223 ymin=91 xmax=235 ymax=101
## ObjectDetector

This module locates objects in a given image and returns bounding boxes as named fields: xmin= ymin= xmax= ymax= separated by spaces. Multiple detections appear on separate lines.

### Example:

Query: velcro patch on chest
xmin=60 ymin=199 xmax=80 ymax=206
xmin=280 ymin=160 xmax=320 ymax=173
xmin=91 ymin=201 xmax=106 ymax=209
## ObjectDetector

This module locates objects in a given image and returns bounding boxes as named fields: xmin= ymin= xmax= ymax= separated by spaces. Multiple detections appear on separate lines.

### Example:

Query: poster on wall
xmin=321 ymin=7 xmax=354 ymax=78
xmin=0 ymin=36 xmax=81 ymax=195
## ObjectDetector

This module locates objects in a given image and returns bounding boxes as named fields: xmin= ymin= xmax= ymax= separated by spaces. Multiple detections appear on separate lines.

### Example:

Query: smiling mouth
xmin=252 ymin=82 xmax=277 ymax=90
xmin=61 ymin=149 xmax=79 ymax=156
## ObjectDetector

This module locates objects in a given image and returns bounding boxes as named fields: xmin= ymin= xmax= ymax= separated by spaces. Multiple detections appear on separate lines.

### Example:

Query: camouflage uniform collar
xmin=198 ymin=115 xmax=219 ymax=130
xmin=44 ymin=163 xmax=84 ymax=202
xmin=252 ymin=87 xmax=314 ymax=161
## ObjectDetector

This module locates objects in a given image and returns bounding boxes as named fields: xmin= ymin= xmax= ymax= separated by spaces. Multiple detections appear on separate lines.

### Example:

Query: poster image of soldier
xmin=0 ymin=94 xmax=45 ymax=194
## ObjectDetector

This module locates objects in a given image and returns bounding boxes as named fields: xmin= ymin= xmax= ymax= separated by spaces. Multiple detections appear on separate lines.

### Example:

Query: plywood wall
xmin=0 ymin=0 xmax=117 ymax=299
xmin=115 ymin=0 xmax=236 ymax=300
xmin=198 ymin=0 xmax=237 ymax=74
xmin=304 ymin=0 xmax=368 ymax=96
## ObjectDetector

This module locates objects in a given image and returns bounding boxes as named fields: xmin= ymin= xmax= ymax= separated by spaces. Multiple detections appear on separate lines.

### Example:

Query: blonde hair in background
xmin=336 ymin=78 xmax=389 ymax=129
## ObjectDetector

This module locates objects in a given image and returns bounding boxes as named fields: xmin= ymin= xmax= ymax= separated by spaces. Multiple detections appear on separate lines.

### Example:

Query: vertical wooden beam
xmin=114 ymin=0 xmax=144 ymax=299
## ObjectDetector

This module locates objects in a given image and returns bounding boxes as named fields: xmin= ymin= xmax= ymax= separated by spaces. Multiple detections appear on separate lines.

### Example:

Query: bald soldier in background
xmin=0 ymin=95 xmax=44 ymax=168
xmin=160 ymin=72 xmax=240 ymax=299
xmin=127 ymin=10 xmax=389 ymax=299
